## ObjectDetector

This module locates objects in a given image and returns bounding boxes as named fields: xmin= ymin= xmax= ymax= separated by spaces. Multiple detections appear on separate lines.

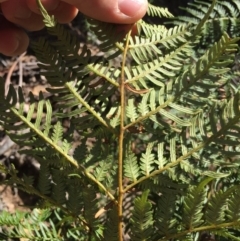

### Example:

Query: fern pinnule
xmin=124 ymin=151 xmax=140 ymax=183
xmin=140 ymin=142 xmax=155 ymax=176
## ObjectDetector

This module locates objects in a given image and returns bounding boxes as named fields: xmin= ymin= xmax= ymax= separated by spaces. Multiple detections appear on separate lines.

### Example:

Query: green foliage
xmin=0 ymin=209 xmax=60 ymax=240
xmin=130 ymin=190 xmax=153 ymax=241
xmin=0 ymin=0 xmax=240 ymax=240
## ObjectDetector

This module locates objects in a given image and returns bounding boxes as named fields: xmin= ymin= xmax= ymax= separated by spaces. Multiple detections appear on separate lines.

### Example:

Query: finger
xmin=1 ymin=0 xmax=44 ymax=31
xmin=0 ymin=16 xmax=29 ymax=56
xmin=61 ymin=0 xmax=148 ymax=24
xmin=26 ymin=0 xmax=147 ymax=24
xmin=26 ymin=0 xmax=78 ymax=23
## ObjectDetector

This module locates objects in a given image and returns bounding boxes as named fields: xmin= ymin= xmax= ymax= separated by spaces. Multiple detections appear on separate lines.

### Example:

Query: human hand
xmin=0 ymin=0 xmax=148 ymax=56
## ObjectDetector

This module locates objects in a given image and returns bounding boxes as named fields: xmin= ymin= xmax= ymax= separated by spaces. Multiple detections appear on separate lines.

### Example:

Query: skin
xmin=0 ymin=0 xmax=148 ymax=56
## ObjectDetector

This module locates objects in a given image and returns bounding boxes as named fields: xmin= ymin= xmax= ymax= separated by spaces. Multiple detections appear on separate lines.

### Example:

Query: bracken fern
xmin=0 ymin=0 xmax=240 ymax=240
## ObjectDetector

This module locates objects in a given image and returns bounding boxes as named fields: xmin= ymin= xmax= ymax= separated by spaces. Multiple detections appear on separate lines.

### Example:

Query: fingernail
xmin=118 ymin=0 xmax=144 ymax=17
xmin=14 ymin=6 xmax=32 ymax=19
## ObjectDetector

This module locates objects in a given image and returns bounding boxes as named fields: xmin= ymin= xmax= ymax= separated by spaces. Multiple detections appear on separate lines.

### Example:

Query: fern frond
xmin=0 ymin=210 xmax=25 ymax=226
xmin=1 ymin=0 xmax=240 ymax=239
xmin=65 ymin=82 xmax=112 ymax=130
xmin=103 ymin=207 xmax=118 ymax=241
xmin=192 ymin=0 xmax=217 ymax=36
xmin=137 ymin=20 xmax=168 ymax=38
xmin=0 ymin=79 xmax=117 ymax=207
xmin=175 ymin=32 xmax=239 ymax=97
xmin=0 ymin=85 xmax=78 ymax=167
xmin=129 ymin=24 xmax=191 ymax=64
xmin=66 ymin=180 xmax=84 ymax=215
xmin=172 ymin=0 xmax=240 ymax=42
xmin=129 ymin=190 xmax=154 ymax=241
xmin=37 ymin=0 xmax=56 ymax=27
xmin=212 ymin=229 xmax=240 ymax=241
xmin=155 ymin=195 xmax=178 ymax=237
xmin=200 ymin=93 xmax=240 ymax=159
xmin=87 ymin=18 xmax=125 ymax=56
xmin=37 ymin=162 xmax=51 ymax=195
xmin=147 ymin=3 xmax=174 ymax=18
xmin=227 ymin=190 xmax=240 ymax=221
xmin=125 ymin=43 xmax=192 ymax=89
xmin=205 ymin=186 xmax=237 ymax=225
xmin=0 ymin=209 xmax=59 ymax=240
xmin=51 ymin=170 xmax=66 ymax=205
xmin=182 ymin=178 xmax=211 ymax=229
xmin=82 ymin=187 xmax=104 ymax=240
xmin=126 ymin=98 xmax=139 ymax=122
xmin=91 ymin=154 xmax=117 ymax=190
xmin=31 ymin=12 xmax=121 ymax=133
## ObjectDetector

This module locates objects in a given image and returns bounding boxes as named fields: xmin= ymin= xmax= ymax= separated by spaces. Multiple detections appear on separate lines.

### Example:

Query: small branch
xmin=5 ymin=52 xmax=26 ymax=94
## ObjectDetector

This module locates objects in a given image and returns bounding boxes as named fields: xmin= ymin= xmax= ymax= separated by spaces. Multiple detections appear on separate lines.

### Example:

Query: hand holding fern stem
xmin=0 ymin=0 xmax=148 ymax=56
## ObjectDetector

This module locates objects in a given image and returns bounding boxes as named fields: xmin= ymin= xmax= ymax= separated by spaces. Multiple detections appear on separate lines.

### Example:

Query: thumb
xmin=61 ymin=0 xmax=148 ymax=24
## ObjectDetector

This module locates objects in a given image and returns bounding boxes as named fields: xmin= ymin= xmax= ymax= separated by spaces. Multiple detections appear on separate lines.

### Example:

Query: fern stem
xmin=118 ymin=30 xmax=132 ymax=241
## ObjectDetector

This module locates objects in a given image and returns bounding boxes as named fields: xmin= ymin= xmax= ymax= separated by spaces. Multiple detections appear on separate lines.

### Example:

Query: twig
xmin=5 ymin=52 xmax=26 ymax=94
